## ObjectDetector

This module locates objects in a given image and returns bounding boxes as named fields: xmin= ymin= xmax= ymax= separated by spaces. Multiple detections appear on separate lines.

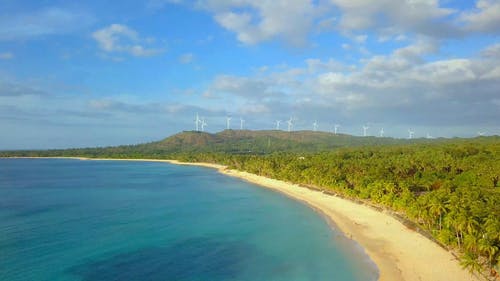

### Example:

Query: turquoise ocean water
xmin=0 ymin=158 xmax=377 ymax=281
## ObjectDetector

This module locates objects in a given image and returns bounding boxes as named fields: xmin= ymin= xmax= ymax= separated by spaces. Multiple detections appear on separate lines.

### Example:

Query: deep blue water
xmin=0 ymin=158 xmax=377 ymax=281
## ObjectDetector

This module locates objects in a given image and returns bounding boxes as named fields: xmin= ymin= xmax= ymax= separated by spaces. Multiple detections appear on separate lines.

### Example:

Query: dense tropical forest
xmin=2 ymin=130 xmax=499 ymax=279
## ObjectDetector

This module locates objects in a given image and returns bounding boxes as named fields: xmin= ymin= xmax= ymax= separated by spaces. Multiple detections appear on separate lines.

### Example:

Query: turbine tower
xmin=240 ymin=117 xmax=245 ymax=130
xmin=201 ymin=118 xmax=207 ymax=132
xmin=408 ymin=129 xmax=415 ymax=139
xmin=194 ymin=113 xmax=200 ymax=131
xmin=362 ymin=125 xmax=369 ymax=137
xmin=275 ymin=120 xmax=281 ymax=130
xmin=379 ymin=128 xmax=384 ymax=137
xmin=312 ymin=121 xmax=318 ymax=132
xmin=226 ymin=116 xmax=232 ymax=130
xmin=287 ymin=117 xmax=293 ymax=132
xmin=334 ymin=124 xmax=340 ymax=135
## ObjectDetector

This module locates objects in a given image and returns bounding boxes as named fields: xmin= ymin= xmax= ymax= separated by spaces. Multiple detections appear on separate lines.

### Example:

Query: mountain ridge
xmin=1 ymin=129 xmax=497 ymax=157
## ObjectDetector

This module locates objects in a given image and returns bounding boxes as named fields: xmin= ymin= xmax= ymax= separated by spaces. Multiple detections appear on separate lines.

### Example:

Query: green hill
xmin=1 ymin=130 xmax=497 ymax=158
xmin=133 ymin=130 xmax=497 ymax=154
xmin=141 ymin=129 xmax=460 ymax=153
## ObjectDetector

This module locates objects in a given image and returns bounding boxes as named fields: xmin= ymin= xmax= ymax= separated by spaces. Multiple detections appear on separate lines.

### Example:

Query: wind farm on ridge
xmin=192 ymin=113 xmax=493 ymax=139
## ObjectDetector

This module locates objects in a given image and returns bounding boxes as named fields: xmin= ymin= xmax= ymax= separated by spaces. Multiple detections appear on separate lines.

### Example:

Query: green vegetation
xmin=0 ymin=129 xmax=484 ymax=157
xmin=2 ymin=130 xmax=499 ymax=278
xmin=201 ymin=142 xmax=499 ymax=278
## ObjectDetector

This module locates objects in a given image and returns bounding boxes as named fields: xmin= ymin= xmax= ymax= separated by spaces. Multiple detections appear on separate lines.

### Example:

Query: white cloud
xmin=178 ymin=53 xmax=194 ymax=64
xmin=305 ymin=58 xmax=347 ymax=74
xmin=169 ymin=0 xmax=497 ymax=47
xmin=409 ymin=59 xmax=476 ymax=84
xmin=353 ymin=34 xmax=367 ymax=44
xmin=92 ymin=24 xmax=138 ymax=51
xmin=481 ymin=65 xmax=500 ymax=80
xmin=329 ymin=0 xmax=457 ymax=37
xmin=239 ymin=103 xmax=271 ymax=114
xmin=356 ymin=39 xmax=438 ymax=79
xmin=317 ymin=17 xmax=337 ymax=31
xmin=313 ymin=44 xmax=499 ymax=116
xmin=147 ymin=0 xmax=183 ymax=9
xmin=460 ymin=0 xmax=500 ymax=34
xmin=92 ymin=24 xmax=164 ymax=57
xmin=0 ymin=7 xmax=94 ymax=41
xmin=478 ymin=43 xmax=500 ymax=79
xmin=480 ymin=43 xmax=500 ymax=58
xmin=210 ymin=75 xmax=275 ymax=98
xmin=0 ymin=52 xmax=14 ymax=60
xmin=129 ymin=45 xmax=162 ymax=57
xmin=200 ymin=0 xmax=324 ymax=46
xmin=88 ymin=98 xmax=194 ymax=116
xmin=88 ymin=99 xmax=114 ymax=110
xmin=392 ymin=39 xmax=438 ymax=61
xmin=199 ymin=40 xmax=500 ymax=128
xmin=0 ymin=81 xmax=45 ymax=96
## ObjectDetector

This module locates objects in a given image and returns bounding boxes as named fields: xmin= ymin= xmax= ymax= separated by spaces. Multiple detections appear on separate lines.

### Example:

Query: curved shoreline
xmin=3 ymin=157 xmax=480 ymax=281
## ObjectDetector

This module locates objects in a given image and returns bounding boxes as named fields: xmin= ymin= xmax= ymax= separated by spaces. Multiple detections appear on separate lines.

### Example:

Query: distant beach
xmin=4 ymin=157 xmax=480 ymax=281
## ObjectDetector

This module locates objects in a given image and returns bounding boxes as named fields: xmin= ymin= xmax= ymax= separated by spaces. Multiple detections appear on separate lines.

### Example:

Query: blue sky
xmin=1 ymin=0 xmax=499 ymax=149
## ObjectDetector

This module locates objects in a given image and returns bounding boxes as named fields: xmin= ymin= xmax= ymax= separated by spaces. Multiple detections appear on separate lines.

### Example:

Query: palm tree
xmin=463 ymin=234 xmax=479 ymax=253
xmin=460 ymin=251 xmax=483 ymax=275
xmin=464 ymin=214 xmax=480 ymax=236
xmin=478 ymin=238 xmax=499 ymax=269
xmin=429 ymin=196 xmax=447 ymax=230
xmin=484 ymin=214 xmax=500 ymax=241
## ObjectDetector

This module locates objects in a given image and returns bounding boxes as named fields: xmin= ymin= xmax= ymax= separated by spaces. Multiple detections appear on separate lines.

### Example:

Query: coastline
xmin=3 ymin=157 xmax=480 ymax=281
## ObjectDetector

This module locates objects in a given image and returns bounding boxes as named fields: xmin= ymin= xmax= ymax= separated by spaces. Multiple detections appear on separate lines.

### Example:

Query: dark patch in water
xmin=0 ymin=200 xmax=70 ymax=218
xmin=69 ymin=237 xmax=260 ymax=281
xmin=12 ymin=205 xmax=65 ymax=218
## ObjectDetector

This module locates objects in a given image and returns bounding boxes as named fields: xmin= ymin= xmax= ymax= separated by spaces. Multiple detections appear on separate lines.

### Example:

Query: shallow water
xmin=0 ymin=158 xmax=377 ymax=281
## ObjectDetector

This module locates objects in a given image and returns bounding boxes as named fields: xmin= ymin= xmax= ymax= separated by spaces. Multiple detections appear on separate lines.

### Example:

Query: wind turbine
xmin=379 ymin=128 xmax=384 ymax=137
xmin=287 ymin=117 xmax=293 ymax=132
xmin=275 ymin=120 xmax=281 ymax=130
xmin=226 ymin=116 xmax=232 ymax=130
xmin=194 ymin=113 xmax=200 ymax=131
xmin=334 ymin=124 xmax=340 ymax=135
xmin=240 ymin=117 xmax=245 ymax=130
xmin=201 ymin=118 xmax=207 ymax=132
xmin=312 ymin=120 xmax=318 ymax=132
xmin=408 ymin=129 xmax=415 ymax=139
xmin=362 ymin=125 xmax=369 ymax=137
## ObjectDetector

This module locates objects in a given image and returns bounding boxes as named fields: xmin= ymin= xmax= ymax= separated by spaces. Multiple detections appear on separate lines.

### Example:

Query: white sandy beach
xmin=220 ymin=168 xmax=480 ymax=281
xmin=5 ymin=157 xmax=480 ymax=281
xmin=149 ymin=159 xmax=480 ymax=281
